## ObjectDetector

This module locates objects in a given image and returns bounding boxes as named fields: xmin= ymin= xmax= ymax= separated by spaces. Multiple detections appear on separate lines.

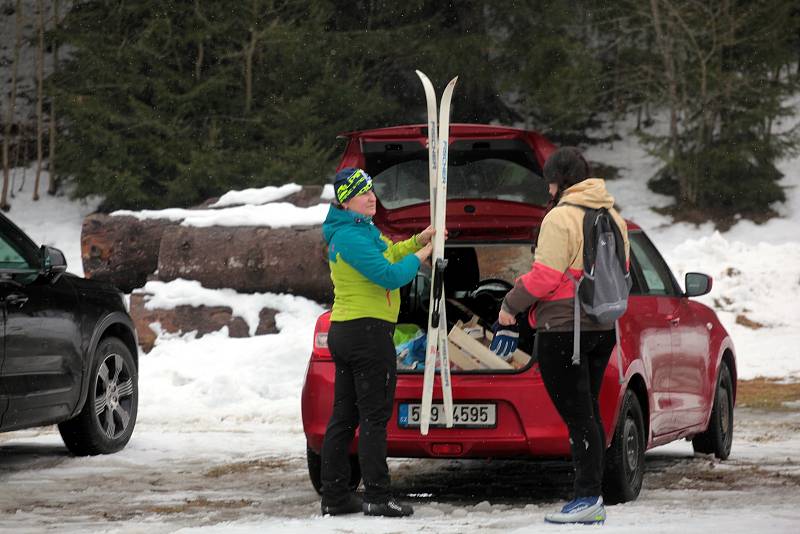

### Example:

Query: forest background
xmin=2 ymin=0 xmax=799 ymax=226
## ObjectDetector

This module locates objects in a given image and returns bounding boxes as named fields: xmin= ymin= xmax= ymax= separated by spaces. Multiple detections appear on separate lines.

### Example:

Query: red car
xmin=301 ymin=124 xmax=736 ymax=504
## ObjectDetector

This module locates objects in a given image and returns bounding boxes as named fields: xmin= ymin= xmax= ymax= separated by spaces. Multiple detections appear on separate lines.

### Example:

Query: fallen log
xmin=81 ymin=214 xmax=176 ymax=293
xmin=130 ymin=292 xmax=278 ymax=353
xmin=156 ymin=225 xmax=333 ymax=303
xmin=284 ymin=185 xmax=325 ymax=207
xmin=81 ymin=185 xmax=329 ymax=292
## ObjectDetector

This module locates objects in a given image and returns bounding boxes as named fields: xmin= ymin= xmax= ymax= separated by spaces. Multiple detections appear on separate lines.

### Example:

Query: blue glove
xmin=490 ymin=321 xmax=519 ymax=359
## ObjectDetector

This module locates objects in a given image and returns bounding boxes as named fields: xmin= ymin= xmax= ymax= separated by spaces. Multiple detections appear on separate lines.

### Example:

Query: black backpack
xmin=564 ymin=205 xmax=632 ymax=373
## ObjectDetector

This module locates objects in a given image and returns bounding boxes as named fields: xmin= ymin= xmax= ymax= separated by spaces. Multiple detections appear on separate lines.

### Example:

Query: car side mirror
xmin=684 ymin=272 xmax=712 ymax=297
xmin=40 ymin=245 xmax=67 ymax=280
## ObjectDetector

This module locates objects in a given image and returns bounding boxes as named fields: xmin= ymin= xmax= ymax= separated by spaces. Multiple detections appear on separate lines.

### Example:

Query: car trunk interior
xmin=395 ymin=242 xmax=537 ymax=374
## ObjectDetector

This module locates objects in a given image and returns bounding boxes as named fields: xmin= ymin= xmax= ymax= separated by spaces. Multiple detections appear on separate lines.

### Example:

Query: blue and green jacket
xmin=322 ymin=205 xmax=422 ymax=323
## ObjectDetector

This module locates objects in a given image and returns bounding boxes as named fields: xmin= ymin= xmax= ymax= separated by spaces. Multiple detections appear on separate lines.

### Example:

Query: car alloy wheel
xmin=94 ymin=352 xmax=135 ymax=439
xmin=58 ymin=337 xmax=138 ymax=455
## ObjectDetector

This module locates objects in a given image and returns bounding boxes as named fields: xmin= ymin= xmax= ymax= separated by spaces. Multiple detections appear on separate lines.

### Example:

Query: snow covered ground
xmin=1 ymin=110 xmax=800 ymax=532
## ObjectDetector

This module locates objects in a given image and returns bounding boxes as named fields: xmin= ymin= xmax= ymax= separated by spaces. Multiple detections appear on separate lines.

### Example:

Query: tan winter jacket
xmin=501 ymin=178 xmax=630 ymax=332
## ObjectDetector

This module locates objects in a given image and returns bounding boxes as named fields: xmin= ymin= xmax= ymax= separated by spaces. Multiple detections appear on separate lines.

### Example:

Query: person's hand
xmin=414 ymin=242 xmax=433 ymax=263
xmin=490 ymin=320 xmax=519 ymax=359
xmin=498 ymin=309 xmax=516 ymax=326
xmin=417 ymin=225 xmax=448 ymax=246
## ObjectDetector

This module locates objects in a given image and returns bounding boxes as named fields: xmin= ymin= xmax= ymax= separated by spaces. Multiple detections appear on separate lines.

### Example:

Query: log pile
xmin=129 ymin=291 xmax=279 ymax=353
xmin=81 ymin=185 xmax=331 ymax=352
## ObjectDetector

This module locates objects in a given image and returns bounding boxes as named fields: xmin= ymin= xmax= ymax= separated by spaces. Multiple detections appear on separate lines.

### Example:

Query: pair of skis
xmin=416 ymin=70 xmax=457 ymax=436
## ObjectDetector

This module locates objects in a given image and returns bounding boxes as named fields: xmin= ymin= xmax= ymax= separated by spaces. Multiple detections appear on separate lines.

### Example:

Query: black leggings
xmin=536 ymin=329 xmax=615 ymax=497
xmin=321 ymin=318 xmax=397 ymax=505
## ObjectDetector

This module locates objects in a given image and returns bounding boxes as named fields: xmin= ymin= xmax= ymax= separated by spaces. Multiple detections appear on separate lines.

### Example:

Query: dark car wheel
xmin=307 ymin=445 xmax=362 ymax=495
xmin=692 ymin=362 xmax=734 ymax=460
xmin=603 ymin=389 xmax=646 ymax=504
xmin=58 ymin=337 xmax=138 ymax=456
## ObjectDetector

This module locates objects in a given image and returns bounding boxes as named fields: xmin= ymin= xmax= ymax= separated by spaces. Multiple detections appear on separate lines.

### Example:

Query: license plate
xmin=398 ymin=403 xmax=496 ymax=428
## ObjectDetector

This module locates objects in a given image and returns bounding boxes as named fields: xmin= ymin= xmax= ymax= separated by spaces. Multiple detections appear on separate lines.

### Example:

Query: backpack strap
xmin=559 ymin=203 xmax=585 ymax=366
xmin=560 ymin=202 xmax=595 ymax=366
xmin=571 ymin=272 xmax=581 ymax=366
xmin=615 ymin=319 xmax=625 ymax=384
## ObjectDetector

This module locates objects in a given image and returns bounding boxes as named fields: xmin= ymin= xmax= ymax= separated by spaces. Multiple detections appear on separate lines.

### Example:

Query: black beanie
xmin=543 ymin=147 xmax=592 ymax=190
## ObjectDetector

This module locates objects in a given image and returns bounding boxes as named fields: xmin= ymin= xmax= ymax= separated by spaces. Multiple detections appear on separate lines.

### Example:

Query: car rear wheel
xmin=58 ymin=337 xmax=138 ymax=455
xmin=603 ymin=389 xmax=645 ymax=504
xmin=307 ymin=445 xmax=362 ymax=495
xmin=692 ymin=362 xmax=733 ymax=459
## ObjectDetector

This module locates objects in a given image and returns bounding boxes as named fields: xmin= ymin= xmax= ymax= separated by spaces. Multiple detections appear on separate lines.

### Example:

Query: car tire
xmin=306 ymin=445 xmax=362 ymax=495
xmin=58 ymin=337 xmax=138 ymax=456
xmin=691 ymin=362 xmax=734 ymax=460
xmin=603 ymin=389 xmax=646 ymax=504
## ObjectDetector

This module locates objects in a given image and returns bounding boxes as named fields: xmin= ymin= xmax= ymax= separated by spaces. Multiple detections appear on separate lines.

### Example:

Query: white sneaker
xmin=544 ymin=495 xmax=606 ymax=524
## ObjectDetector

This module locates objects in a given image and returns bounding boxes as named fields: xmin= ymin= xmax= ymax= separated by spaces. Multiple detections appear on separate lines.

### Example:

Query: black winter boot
xmin=363 ymin=500 xmax=414 ymax=517
xmin=321 ymin=494 xmax=363 ymax=516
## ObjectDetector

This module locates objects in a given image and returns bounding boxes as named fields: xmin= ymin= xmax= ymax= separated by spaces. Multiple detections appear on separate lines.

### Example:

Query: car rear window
xmin=368 ymin=141 xmax=550 ymax=209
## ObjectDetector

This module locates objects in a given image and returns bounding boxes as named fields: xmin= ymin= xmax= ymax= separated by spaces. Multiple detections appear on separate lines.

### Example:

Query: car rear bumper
xmin=302 ymin=359 xmax=574 ymax=459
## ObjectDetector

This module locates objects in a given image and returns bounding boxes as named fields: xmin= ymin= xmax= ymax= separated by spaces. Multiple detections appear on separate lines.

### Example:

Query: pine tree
xmin=53 ymin=0 xmax=391 ymax=210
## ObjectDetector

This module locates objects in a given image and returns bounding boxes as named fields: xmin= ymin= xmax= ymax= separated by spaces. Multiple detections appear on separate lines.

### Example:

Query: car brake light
xmin=311 ymin=312 xmax=332 ymax=360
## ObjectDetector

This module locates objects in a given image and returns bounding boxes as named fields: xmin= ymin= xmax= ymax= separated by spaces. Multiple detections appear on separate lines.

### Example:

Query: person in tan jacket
xmin=496 ymin=147 xmax=630 ymax=525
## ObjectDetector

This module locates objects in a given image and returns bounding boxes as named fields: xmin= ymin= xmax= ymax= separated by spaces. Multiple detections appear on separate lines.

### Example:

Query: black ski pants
xmin=536 ymin=329 xmax=615 ymax=498
xmin=321 ymin=318 xmax=397 ymax=506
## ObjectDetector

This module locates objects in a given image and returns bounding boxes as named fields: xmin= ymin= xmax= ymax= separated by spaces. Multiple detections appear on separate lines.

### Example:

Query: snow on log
xmin=156 ymin=225 xmax=333 ymax=303
xmin=81 ymin=213 xmax=176 ymax=292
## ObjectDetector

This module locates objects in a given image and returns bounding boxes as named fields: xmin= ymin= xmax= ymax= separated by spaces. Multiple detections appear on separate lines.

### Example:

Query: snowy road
xmin=1 ymin=408 xmax=799 ymax=533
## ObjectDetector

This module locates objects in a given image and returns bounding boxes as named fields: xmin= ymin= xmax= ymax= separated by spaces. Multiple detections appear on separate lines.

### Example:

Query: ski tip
xmin=448 ymin=76 xmax=459 ymax=86
xmin=415 ymin=69 xmax=430 ymax=80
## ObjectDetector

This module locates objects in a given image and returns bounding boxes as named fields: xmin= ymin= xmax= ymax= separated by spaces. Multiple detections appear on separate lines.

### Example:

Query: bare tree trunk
xmin=649 ymin=0 xmax=685 ymax=200
xmin=194 ymin=0 xmax=204 ymax=80
xmin=47 ymin=0 xmax=60 ymax=195
xmin=243 ymin=0 xmax=269 ymax=114
xmin=196 ymin=41 xmax=204 ymax=79
xmin=33 ymin=0 xmax=45 ymax=201
xmin=244 ymin=31 xmax=256 ymax=114
xmin=18 ymin=127 xmax=29 ymax=192
xmin=2 ymin=0 xmax=24 ymax=211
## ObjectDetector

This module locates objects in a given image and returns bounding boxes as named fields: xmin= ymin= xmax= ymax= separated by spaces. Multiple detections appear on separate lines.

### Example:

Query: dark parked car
xmin=301 ymin=124 xmax=736 ymax=504
xmin=0 ymin=213 xmax=138 ymax=455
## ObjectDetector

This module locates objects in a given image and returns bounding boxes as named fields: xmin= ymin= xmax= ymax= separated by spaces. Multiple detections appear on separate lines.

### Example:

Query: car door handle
xmin=5 ymin=293 xmax=29 ymax=307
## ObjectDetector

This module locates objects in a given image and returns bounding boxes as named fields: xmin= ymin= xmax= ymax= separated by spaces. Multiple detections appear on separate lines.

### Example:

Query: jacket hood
xmin=322 ymin=204 xmax=372 ymax=243
xmin=558 ymin=178 xmax=615 ymax=209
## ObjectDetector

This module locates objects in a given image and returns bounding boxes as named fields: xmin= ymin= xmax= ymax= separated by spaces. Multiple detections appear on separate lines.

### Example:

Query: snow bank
xmin=667 ymin=234 xmax=800 ymax=379
xmin=141 ymin=279 xmax=320 ymax=336
xmin=138 ymin=285 xmax=324 ymax=431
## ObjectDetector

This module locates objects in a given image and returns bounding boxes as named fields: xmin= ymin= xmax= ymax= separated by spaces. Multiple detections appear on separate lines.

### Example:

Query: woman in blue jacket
xmin=320 ymin=167 xmax=435 ymax=517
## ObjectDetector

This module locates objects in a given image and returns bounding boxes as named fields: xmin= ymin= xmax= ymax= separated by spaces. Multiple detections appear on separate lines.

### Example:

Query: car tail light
xmin=311 ymin=312 xmax=332 ymax=360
